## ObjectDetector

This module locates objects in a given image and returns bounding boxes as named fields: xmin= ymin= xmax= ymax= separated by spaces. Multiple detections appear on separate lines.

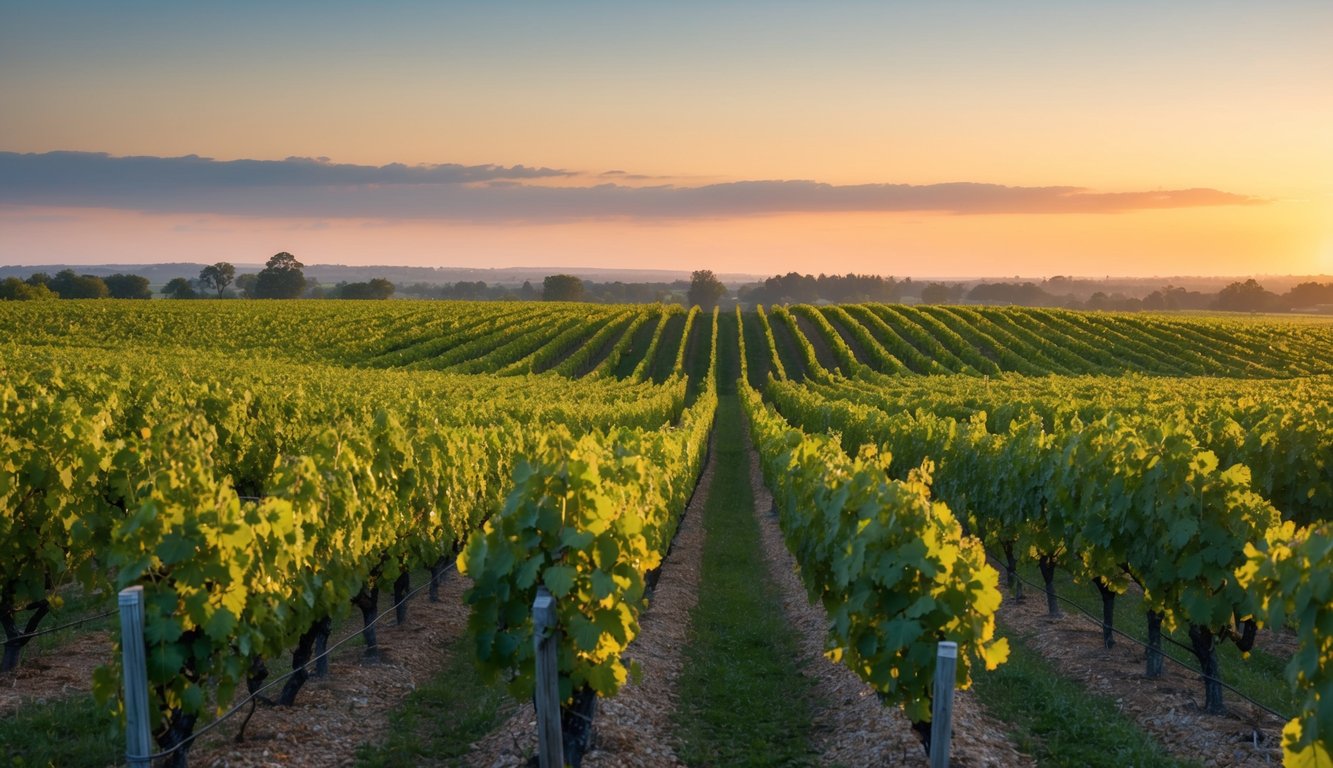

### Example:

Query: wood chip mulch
xmin=190 ymin=571 xmax=473 ymax=768
xmin=463 ymin=430 xmax=716 ymax=768
xmin=995 ymin=581 xmax=1286 ymax=767
xmin=0 ymin=628 xmax=112 ymax=717
xmin=2 ymin=573 xmax=472 ymax=768
xmin=746 ymin=441 xmax=1035 ymax=768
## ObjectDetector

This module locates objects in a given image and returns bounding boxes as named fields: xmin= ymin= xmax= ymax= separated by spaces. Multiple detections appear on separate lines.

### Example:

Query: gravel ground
xmin=192 ymin=570 xmax=473 ymax=768
xmin=464 ymin=430 xmax=716 ymax=768
xmin=995 ymin=582 xmax=1285 ymax=767
xmin=2 ymin=572 xmax=473 ymax=767
xmin=0 ymin=629 xmax=111 ymax=717
xmin=746 ymin=439 xmax=1034 ymax=768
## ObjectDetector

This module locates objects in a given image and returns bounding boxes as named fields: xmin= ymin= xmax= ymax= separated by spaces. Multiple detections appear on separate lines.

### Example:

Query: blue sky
xmin=2 ymin=1 xmax=1329 ymax=275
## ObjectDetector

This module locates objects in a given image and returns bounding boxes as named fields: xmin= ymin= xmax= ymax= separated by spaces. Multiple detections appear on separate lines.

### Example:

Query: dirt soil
xmin=0 ymin=629 xmax=112 ymax=716
xmin=191 ymin=571 xmax=472 ymax=768
xmin=463 ymin=428 xmax=717 ymax=768
xmin=747 ymin=443 xmax=1035 ymax=768
xmin=995 ymin=579 xmax=1286 ymax=767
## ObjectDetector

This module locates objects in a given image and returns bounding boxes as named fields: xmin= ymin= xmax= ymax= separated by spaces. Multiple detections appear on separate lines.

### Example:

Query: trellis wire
xmin=122 ymin=562 xmax=454 ymax=764
xmin=990 ymin=553 xmax=1291 ymax=724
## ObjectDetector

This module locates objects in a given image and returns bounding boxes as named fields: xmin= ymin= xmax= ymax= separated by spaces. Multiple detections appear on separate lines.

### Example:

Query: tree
xmin=919 ymin=282 xmax=952 ymax=304
xmin=198 ymin=262 xmax=236 ymax=298
xmin=104 ymin=273 xmax=153 ymax=299
xmin=162 ymin=278 xmax=198 ymax=299
xmin=365 ymin=278 xmax=394 ymax=299
xmin=967 ymin=282 xmax=1058 ymax=307
xmin=1214 ymin=279 xmax=1277 ymax=313
xmin=1282 ymin=281 xmax=1333 ymax=310
xmin=235 ymin=274 xmax=258 ymax=298
xmin=0 ymin=277 xmax=56 ymax=301
xmin=48 ymin=269 xmax=109 ymax=299
xmin=253 ymin=252 xmax=307 ymax=299
xmin=687 ymin=269 xmax=727 ymax=309
xmin=335 ymin=278 xmax=395 ymax=299
xmin=542 ymin=274 xmax=585 ymax=302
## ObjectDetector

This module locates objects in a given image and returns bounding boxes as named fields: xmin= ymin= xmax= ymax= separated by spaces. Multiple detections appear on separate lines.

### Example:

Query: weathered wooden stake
xmin=533 ymin=586 xmax=563 ymax=768
xmin=930 ymin=641 xmax=957 ymax=768
xmin=119 ymin=586 xmax=152 ymax=768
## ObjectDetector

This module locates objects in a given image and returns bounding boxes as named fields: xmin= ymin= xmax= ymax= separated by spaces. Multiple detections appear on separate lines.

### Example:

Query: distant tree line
xmin=738 ymin=272 xmax=908 ymax=304
xmin=6 ymin=259 xmax=1330 ymax=314
xmin=910 ymin=278 xmax=1333 ymax=313
xmin=398 ymin=280 xmax=525 ymax=301
xmin=0 ymin=270 xmax=151 ymax=300
xmin=729 ymin=271 xmax=1332 ymax=314
xmin=3 ymin=254 xmax=394 ymax=302
xmin=397 ymin=275 xmax=699 ymax=304
xmin=540 ymin=271 xmax=729 ymax=307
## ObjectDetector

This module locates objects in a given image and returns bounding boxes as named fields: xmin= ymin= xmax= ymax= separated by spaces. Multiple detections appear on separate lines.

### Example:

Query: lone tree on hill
xmin=687 ymin=269 xmax=727 ymax=309
xmin=254 ymin=252 xmax=307 ymax=299
xmin=542 ymin=274 xmax=585 ymax=302
xmin=198 ymin=262 xmax=236 ymax=298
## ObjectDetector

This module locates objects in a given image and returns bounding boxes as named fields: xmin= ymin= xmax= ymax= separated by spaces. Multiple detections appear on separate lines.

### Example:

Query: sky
xmin=2 ymin=1 xmax=1331 ymax=278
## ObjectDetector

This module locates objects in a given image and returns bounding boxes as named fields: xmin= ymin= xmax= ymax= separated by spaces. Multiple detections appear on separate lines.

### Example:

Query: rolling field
xmin=1 ymin=300 xmax=1329 ymax=767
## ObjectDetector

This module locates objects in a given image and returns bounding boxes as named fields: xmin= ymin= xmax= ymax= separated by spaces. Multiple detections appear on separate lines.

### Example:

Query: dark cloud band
xmin=0 ymin=151 xmax=1264 ymax=220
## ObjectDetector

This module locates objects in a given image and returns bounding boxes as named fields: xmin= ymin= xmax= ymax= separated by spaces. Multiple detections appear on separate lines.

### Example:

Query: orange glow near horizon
xmin=2 ymin=197 xmax=1325 ymax=280
xmin=2 ymin=4 xmax=1329 ymax=276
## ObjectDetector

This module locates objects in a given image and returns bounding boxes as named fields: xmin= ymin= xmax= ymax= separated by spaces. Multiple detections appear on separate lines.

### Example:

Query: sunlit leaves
xmin=1240 ymin=523 xmax=1333 ymax=765
xmin=742 ymin=384 xmax=1008 ymax=723
xmin=461 ymin=385 xmax=717 ymax=703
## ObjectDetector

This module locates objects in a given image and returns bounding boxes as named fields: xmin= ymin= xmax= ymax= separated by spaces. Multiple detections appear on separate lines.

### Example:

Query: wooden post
xmin=533 ymin=585 xmax=563 ymax=768
xmin=119 ymin=586 xmax=152 ymax=768
xmin=930 ymin=641 xmax=957 ymax=768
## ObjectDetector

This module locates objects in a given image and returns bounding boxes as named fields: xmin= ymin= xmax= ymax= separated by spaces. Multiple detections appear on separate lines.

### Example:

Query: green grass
xmin=2 ymin=694 xmax=122 ymax=768
xmin=764 ymin=310 xmax=808 ymax=383
xmin=611 ymin=312 xmax=663 ymax=379
xmin=971 ymin=629 xmax=1200 ymax=768
xmin=11 ymin=585 xmax=117 ymax=660
xmin=683 ymin=311 xmax=715 ymax=406
xmin=648 ymin=313 xmax=687 ymax=383
xmin=673 ymin=323 xmax=817 ymax=767
xmin=1009 ymin=564 xmax=1296 ymax=719
xmin=0 ymin=590 xmax=122 ymax=768
xmin=356 ymin=623 xmax=515 ymax=768
xmin=739 ymin=310 xmax=772 ymax=389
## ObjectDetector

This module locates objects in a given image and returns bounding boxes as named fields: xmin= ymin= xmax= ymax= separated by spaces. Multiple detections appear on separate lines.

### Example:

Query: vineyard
xmin=1 ymin=300 xmax=1330 ymax=767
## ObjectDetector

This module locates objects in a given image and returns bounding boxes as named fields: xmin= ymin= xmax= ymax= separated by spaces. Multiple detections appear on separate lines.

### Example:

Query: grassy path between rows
xmin=1009 ymin=563 xmax=1296 ymax=717
xmin=970 ymin=627 xmax=1200 ymax=768
xmin=356 ymin=622 xmax=514 ymax=767
xmin=673 ymin=314 xmax=818 ymax=767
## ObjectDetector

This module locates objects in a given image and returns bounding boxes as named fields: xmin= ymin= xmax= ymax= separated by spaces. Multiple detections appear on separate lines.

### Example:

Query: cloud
xmin=0 ymin=151 xmax=571 ymax=192
xmin=598 ymin=169 xmax=663 ymax=181
xmin=0 ymin=150 xmax=1265 ymax=221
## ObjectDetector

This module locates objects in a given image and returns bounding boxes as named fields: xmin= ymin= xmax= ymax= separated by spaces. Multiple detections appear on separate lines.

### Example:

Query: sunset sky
xmin=2 ymin=1 xmax=1330 ymax=278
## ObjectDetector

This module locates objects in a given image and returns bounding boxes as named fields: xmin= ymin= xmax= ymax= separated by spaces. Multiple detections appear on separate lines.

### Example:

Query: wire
xmin=123 ymin=562 xmax=456 ymax=763
xmin=130 ymin=418 xmax=700 ymax=761
xmin=989 ymin=552 xmax=1292 ymax=724
xmin=5 ymin=608 xmax=118 ymax=642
